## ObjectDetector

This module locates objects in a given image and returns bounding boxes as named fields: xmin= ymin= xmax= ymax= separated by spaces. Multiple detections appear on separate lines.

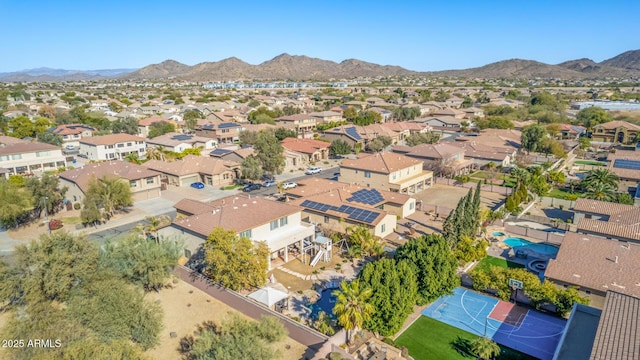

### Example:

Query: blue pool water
xmin=491 ymin=231 xmax=505 ymax=236
xmin=504 ymin=237 xmax=559 ymax=256
xmin=309 ymin=288 xmax=337 ymax=320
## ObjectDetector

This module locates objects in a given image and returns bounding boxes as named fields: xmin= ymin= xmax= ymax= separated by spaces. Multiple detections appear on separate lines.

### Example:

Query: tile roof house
xmin=591 ymin=120 xmax=640 ymax=145
xmin=146 ymin=132 xmax=216 ymax=153
xmin=572 ymin=198 xmax=640 ymax=243
xmin=545 ymin=232 xmax=640 ymax=306
xmin=606 ymin=149 xmax=640 ymax=182
xmin=137 ymin=116 xmax=174 ymax=138
xmin=79 ymin=134 xmax=146 ymax=161
xmin=281 ymin=138 xmax=330 ymax=163
xmin=310 ymin=110 xmax=343 ymax=123
xmin=166 ymin=195 xmax=315 ymax=268
xmin=51 ymin=124 xmax=96 ymax=147
xmin=209 ymin=146 xmax=255 ymax=163
xmin=339 ymin=152 xmax=434 ymax=195
xmin=588 ymin=291 xmax=640 ymax=360
xmin=431 ymin=108 xmax=466 ymax=119
xmin=143 ymin=155 xmax=239 ymax=187
xmin=418 ymin=116 xmax=467 ymax=129
xmin=0 ymin=136 xmax=67 ymax=177
xmin=195 ymin=122 xmax=245 ymax=145
xmin=59 ymin=161 xmax=161 ymax=203
xmin=321 ymin=125 xmax=365 ymax=150
xmin=393 ymin=143 xmax=476 ymax=176
xmin=274 ymin=114 xmax=317 ymax=135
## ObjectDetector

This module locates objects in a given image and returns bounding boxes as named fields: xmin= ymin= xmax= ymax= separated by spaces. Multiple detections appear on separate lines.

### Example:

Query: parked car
xmin=243 ymin=183 xmax=262 ymax=192
xmin=190 ymin=182 xmax=205 ymax=189
xmin=262 ymin=180 xmax=276 ymax=187
xmin=282 ymin=181 xmax=297 ymax=189
xmin=305 ymin=167 xmax=322 ymax=175
xmin=65 ymin=144 xmax=75 ymax=150
xmin=261 ymin=174 xmax=275 ymax=181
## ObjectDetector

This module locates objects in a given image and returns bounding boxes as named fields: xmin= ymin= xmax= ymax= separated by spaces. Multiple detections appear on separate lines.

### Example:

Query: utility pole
xmin=43 ymin=196 xmax=50 ymax=234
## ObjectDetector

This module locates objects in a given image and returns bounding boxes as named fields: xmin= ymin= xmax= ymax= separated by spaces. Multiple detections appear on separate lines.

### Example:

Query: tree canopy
xmin=254 ymin=130 xmax=285 ymax=175
xmin=521 ymin=124 xmax=547 ymax=153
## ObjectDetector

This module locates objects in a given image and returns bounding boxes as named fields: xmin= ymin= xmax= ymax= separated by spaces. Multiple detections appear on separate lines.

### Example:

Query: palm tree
xmin=124 ymin=152 xmax=141 ymax=164
xmin=583 ymin=169 xmax=619 ymax=190
xmin=332 ymin=280 xmax=374 ymax=344
xmin=146 ymin=146 xmax=164 ymax=161
xmin=583 ymin=182 xmax=617 ymax=202
xmin=143 ymin=215 xmax=171 ymax=243
xmin=471 ymin=337 xmax=500 ymax=360
xmin=346 ymin=225 xmax=384 ymax=257
xmin=510 ymin=166 xmax=530 ymax=186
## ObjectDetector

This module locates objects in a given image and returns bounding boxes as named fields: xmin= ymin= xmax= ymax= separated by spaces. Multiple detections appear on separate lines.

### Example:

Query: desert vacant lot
xmin=414 ymin=184 xmax=505 ymax=210
xmin=145 ymin=279 xmax=307 ymax=360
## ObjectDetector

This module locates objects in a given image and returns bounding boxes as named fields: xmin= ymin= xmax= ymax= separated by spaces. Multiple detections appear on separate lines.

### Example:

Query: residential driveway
xmin=161 ymin=186 xmax=240 ymax=203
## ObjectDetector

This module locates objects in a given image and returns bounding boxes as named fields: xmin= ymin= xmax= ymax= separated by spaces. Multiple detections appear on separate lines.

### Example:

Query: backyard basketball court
xmin=422 ymin=287 xmax=566 ymax=360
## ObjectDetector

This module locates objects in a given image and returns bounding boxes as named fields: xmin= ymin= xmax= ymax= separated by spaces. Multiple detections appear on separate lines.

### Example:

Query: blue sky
xmin=1 ymin=0 xmax=638 ymax=72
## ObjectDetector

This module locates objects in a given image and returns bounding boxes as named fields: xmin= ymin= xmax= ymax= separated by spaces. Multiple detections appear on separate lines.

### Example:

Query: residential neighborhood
xmin=2 ymin=44 xmax=640 ymax=360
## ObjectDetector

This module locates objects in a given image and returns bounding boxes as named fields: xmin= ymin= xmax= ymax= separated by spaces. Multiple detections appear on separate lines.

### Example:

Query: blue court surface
xmin=422 ymin=287 xmax=566 ymax=360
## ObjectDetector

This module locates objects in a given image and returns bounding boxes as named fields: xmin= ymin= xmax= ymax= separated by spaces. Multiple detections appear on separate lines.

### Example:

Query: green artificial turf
xmin=475 ymin=256 xmax=525 ymax=272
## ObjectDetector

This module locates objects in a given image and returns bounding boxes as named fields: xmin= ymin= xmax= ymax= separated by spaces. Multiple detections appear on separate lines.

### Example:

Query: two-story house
xmin=79 ymin=134 xmax=146 ymax=161
xmin=281 ymin=137 xmax=330 ymax=164
xmin=393 ymin=143 xmax=476 ymax=176
xmin=51 ymin=124 xmax=96 ymax=147
xmin=339 ymin=152 xmax=434 ymax=195
xmin=59 ymin=161 xmax=161 ymax=203
xmin=310 ymin=110 xmax=343 ymax=124
xmin=166 ymin=196 xmax=316 ymax=269
xmin=138 ymin=116 xmax=174 ymax=138
xmin=0 ymin=136 xmax=67 ymax=176
xmin=591 ymin=120 xmax=640 ymax=145
xmin=143 ymin=155 xmax=239 ymax=187
xmin=274 ymin=114 xmax=317 ymax=135
xmin=195 ymin=122 xmax=245 ymax=145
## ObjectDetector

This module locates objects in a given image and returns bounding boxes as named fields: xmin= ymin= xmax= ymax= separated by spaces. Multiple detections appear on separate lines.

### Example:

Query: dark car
xmin=190 ymin=182 xmax=205 ymax=189
xmin=261 ymin=174 xmax=275 ymax=181
xmin=242 ymin=183 xmax=262 ymax=192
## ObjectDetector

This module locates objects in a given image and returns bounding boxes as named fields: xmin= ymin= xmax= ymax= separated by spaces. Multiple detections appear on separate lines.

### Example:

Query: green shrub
xmin=73 ymin=202 xmax=81 ymax=210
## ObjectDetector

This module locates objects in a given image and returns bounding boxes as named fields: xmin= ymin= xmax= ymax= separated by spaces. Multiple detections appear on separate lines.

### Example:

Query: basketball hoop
xmin=512 ymin=284 xmax=518 ymax=292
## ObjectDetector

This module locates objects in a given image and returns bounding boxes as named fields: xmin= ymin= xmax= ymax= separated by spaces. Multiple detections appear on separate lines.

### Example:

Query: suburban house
xmin=51 ymin=124 xmax=95 ymax=147
xmin=339 ymin=152 xmax=434 ymax=194
xmin=209 ymin=146 xmax=255 ymax=163
xmin=287 ymin=178 xmax=416 ymax=238
xmin=431 ymin=108 xmax=466 ymax=119
xmin=274 ymin=114 xmax=317 ymax=135
xmin=449 ymin=141 xmax=516 ymax=168
xmin=146 ymin=133 xmax=216 ymax=153
xmin=321 ymin=125 xmax=365 ymax=150
xmin=545 ymin=232 xmax=640 ymax=308
xmin=79 ymin=134 xmax=146 ymax=161
xmin=591 ymin=120 xmax=640 ymax=145
xmin=59 ymin=161 xmax=161 ymax=203
xmin=418 ymin=116 xmax=467 ymax=129
xmin=381 ymin=122 xmax=433 ymax=140
xmin=195 ymin=122 xmax=245 ymax=145
xmin=143 ymin=155 xmax=239 ymax=187
xmin=606 ymin=149 xmax=640 ymax=182
xmin=462 ymin=107 xmax=485 ymax=119
xmin=281 ymin=137 xmax=330 ymax=163
xmin=558 ymin=123 xmax=586 ymax=140
xmin=310 ymin=110 xmax=343 ymax=124
xmin=0 ymin=136 xmax=67 ymax=176
xmin=165 ymin=196 xmax=316 ymax=268
xmin=393 ymin=143 xmax=476 ymax=176
xmin=138 ymin=116 xmax=174 ymax=138
xmin=572 ymin=198 xmax=640 ymax=243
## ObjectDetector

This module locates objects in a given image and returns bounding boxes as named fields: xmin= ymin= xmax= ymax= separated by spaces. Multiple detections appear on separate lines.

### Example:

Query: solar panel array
xmin=613 ymin=159 xmax=640 ymax=170
xmin=347 ymin=189 xmax=384 ymax=205
xmin=219 ymin=122 xmax=239 ymax=129
xmin=300 ymin=200 xmax=379 ymax=224
xmin=345 ymin=127 xmax=362 ymax=140
xmin=172 ymin=134 xmax=194 ymax=141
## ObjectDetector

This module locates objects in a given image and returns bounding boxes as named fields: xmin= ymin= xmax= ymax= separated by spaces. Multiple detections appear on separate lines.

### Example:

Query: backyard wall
xmin=503 ymin=223 xmax=566 ymax=245
xmin=435 ymin=177 xmax=513 ymax=195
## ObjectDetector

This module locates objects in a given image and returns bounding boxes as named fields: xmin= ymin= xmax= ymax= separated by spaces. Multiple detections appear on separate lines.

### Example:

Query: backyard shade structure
xmin=247 ymin=286 xmax=289 ymax=308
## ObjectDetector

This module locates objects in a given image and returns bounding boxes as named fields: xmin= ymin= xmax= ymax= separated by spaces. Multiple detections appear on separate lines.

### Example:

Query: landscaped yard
xmin=470 ymin=171 xmax=517 ymax=187
xmin=547 ymin=188 xmax=582 ymax=200
xmin=475 ymin=256 xmax=525 ymax=272
xmin=395 ymin=316 xmax=535 ymax=360
xmin=574 ymin=160 xmax=605 ymax=166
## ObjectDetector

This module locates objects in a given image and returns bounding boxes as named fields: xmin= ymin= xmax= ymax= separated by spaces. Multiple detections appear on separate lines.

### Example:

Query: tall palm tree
xmin=583 ymin=182 xmax=617 ymax=202
xmin=332 ymin=280 xmax=374 ymax=344
xmin=124 ymin=152 xmax=141 ymax=164
xmin=583 ymin=169 xmax=619 ymax=190
xmin=471 ymin=337 xmax=501 ymax=360
xmin=146 ymin=146 xmax=164 ymax=161
xmin=346 ymin=225 xmax=384 ymax=257
xmin=509 ymin=166 xmax=530 ymax=186
xmin=143 ymin=215 xmax=171 ymax=243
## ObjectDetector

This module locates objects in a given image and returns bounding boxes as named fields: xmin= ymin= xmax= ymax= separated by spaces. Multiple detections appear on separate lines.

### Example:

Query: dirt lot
xmin=145 ymin=279 xmax=307 ymax=360
xmin=414 ymin=184 xmax=505 ymax=211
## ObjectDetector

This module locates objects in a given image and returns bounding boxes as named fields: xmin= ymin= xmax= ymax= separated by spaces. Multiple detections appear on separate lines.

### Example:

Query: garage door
xmin=181 ymin=175 xmax=199 ymax=186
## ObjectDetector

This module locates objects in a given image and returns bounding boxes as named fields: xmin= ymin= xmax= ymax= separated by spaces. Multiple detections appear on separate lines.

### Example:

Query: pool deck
xmin=485 ymin=226 xmax=557 ymax=265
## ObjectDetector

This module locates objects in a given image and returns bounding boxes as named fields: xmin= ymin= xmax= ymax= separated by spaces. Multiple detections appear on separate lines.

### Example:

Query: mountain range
xmin=2 ymin=50 xmax=640 ymax=82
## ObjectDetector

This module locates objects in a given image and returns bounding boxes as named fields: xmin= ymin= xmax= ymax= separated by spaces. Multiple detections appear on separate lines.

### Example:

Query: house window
xmin=0 ymin=155 xmax=7 ymax=162
xmin=11 ymin=154 xmax=21 ymax=160
xmin=127 ymin=142 xmax=132 ymax=146
xmin=270 ymin=220 xmax=279 ymax=231
xmin=130 ymin=180 xmax=137 ymax=188
xmin=324 ymin=216 xmax=329 ymax=223
xmin=146 ymin=177 xmax=154 ymax=184
xmin=117 ymin=143 xmax=124 ymax=148
xmin=381 ymin=224 xmax=386 ymax=233
xmin=239 ymin=230 xmax=252 ymax=239
xmin=585 ymin=290 xmax=591 ymax=295
xmin=184 ymin=249 xmax=192 ymax=258
xmin=36 ymin=151 xmax=50 ymax=157
xmin=364 ymin=171 xmax=371 ymax=178
xmin=410 ymin=201 xmax=414 ymax=210
xmin=107 ymin=145 xmax=114 ymax=149
xmin=279 ymin=216 xmax=288 ymax=227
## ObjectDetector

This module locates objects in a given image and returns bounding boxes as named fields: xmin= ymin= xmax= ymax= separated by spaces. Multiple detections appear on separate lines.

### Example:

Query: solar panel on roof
xmin=219 ymin=123 xmax=238 ymax=128
xmin=347 ymin=189 xmax=384 ymax=205
xmin=614 ymin=159 xmax=640 ymax=170
xmin=172 ymin=134 xmax=193 ymax=141
xmin=345 ymin=127 xmax=362 ymax=140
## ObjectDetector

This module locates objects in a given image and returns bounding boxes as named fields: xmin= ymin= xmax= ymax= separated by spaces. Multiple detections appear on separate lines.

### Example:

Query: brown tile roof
xmin=574 ymin=198 xmax=640 ymax=219
xmin=288 ymin=189 xmax=387 ymax=226
xmin=545 ymin=232 xmax=640 ymax=297
xmin=449 ymin=141 xmax=514 ymax=161
xmin=574 ymin=199 xmax=640 ymax=241
xmin=138 ymin=116 xmax=168 ymax=126
xmin=286 ymin=178 xmax=411 ymax=205
xmin=143 ymin=155 xmax=239 ymax=176
xmin=0 ymin=136 xmax=61 ymax=155
xmin=589 ymin=291 xmax=640 ymax=360
xmin=607 ymin=150 xmax=640 ymax=181
xmin=275 ymin=114 xmax=316 ymax=122
xmin=595 ymin=120 xmax=640 ymax=131
xmin=393 ymin=143 xmax=463 ymax=160
xmin=146 ymin=133 xmax=212 ymax=147
xmin=340 ymin=152 xmax=422 ymax=174
xmin=51 ymin=124 xmax=95 ymax=135
xmin=232 ymin=147 xmax=255 ymax=159
xmin=174 ymin=198 xmax=216 ymax=216
xmin=172 ymin=195 xmax=301 ymax=236
xmin=281 ymin=138 xmax=330 ymax=154
xmin=59 ymin=161 xmax=160 ymax=193
xmin=80 ymin=133 xmax=144 ymax=146
xmin=381 ymin=122 xmax=431 ymax=133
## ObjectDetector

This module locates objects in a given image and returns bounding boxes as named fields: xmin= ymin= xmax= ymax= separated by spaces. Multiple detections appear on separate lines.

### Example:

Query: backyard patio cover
xmin=247 ymin=286 xmax=289 ymax=307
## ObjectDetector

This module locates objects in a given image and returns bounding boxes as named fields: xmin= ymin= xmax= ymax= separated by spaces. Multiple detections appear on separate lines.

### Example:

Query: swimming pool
xmin=504 ymin=237 xmax=559 ymax=256
xmin=308 ymin=288 xmax=337 ymax=320
xmin=491 ymin=231 xmax=505 ymax=237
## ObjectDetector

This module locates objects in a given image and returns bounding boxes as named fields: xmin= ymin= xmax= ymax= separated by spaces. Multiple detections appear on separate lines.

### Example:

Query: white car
xmin=65 ymin=144 xmax=75 ymax=150
xmin=282 ymin=181 xmax=297 ymax=189
xmin=305 ymin=167 xmax=322 ymax=175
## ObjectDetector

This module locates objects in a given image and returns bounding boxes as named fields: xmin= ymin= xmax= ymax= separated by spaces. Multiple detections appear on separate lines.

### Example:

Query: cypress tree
xmin=472 ymin=182 xmax=481 ymax=234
